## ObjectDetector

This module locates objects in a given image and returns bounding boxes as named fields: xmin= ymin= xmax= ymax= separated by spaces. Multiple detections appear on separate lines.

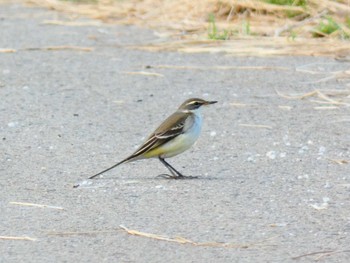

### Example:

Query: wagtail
xmin=87 ymin=98 xmax=217 ymax=181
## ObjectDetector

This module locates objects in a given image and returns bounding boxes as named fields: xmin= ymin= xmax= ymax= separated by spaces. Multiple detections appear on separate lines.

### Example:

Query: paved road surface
xmin=1 ymin=2 xmax=350 ymax=262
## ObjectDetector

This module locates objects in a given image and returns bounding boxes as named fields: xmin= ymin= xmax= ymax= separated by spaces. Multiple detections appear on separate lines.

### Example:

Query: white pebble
xmin=266 ymin=151 xmax=277 ymax=159
xmin=283 ymin=135 xmax=291 ymax=146
xmin=310 ymin=203 xmax=328 ymax=210
xmin=247 ymin=156 xmax=255 ymax=162
xmin=323 ymin=197 xmax=330 ymax=203
xmin=210 ymin=131 xmax=217 ymax=137
xmin=297 ymin=174 xmax=309 ymax=180
xmin=7 ymin=122 xmax=18 ymax=128
xmin=318 ymin=146 xmax=326 ymax=155
xmin=97 ymin=29 xmax=108 ymax=34
xmin=80 ymin=180 xmax=93 ymax=186
xmin=324 ymin=182 xmax=331 ymax=188
xmin=298 ymin=145 xmax=309 ymax=154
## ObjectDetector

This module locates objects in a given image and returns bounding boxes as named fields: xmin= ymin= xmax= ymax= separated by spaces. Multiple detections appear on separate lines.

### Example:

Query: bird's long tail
xmin=88 ymin=157 xmax=131 ymax=180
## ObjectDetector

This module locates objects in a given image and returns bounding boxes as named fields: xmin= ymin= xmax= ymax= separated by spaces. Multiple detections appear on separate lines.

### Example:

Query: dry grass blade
xmin=238 ymin=124 xmax=272 ymax=129
xmin=0 ymin=48 xmax=16 ymax=53
xmin=9 ymin=201 xmax=64 ymax=210
xmin=22 ymin=46 xmax=94 ymax=52
xmin=334 ymin=71 xmax=350 ymax=82
xmin=310 ymin=203 xmax=329 ymax=210
xmin=304 ymin=75 xmax=337 ymax=84
xmin=231 ymin=0 xmax=305 ymax=13
xmin=230 ymin=102 xmax=258 ymax=107
xmin=292 ymin=250 xmax=335 ymax=260
xmin=121 ymin=71 xmax=164 ymax=77
xmin=42 ymin=20 xmax=103 ymax=26
xmin=315 ymin=250 xmax=350 ymax=261
xmin=27 ymin=0 xmax=350 ymax=57
xmin=316 ymin=90 xmax=343 ymax=104
xmin=151 ymin=65 xmax=290 ymax=71
xmin=309 ymin=99 xmax=342 ymax=104
xmin=119 ymin=225 xmax=193 ymax=244
xmin=274 ymin=10 xmax=328 ymax=37
xmin=47 ymin=230 xmax=118 ymax=236
xmin=313 ymin=106 xmax=339 ymax=110
xmin=119 ymin=225 xmax=274 ymax=248
xmin=292 ymin=249 xmax=350 ymax=260
xmin=275 ymin=88 xmax=317 ymax=100
xmin=275 ymin=88 xmax=350 ymax=107
xmin=326 ymin=158 xmax=349 ymax=165
xmin=0 ymin=235 xmax=36 ymax=241
xmin=295 ymin=64 xmax=350 ymax=82
xmin=132 ymin=38 xmax=350 ymax=57
xmin=278 ymin=105 xmax=292 ymax=110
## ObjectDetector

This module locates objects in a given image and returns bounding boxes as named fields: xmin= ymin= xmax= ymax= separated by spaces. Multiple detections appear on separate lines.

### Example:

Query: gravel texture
xmin=1 ymin=3 xmax=350 ymax=262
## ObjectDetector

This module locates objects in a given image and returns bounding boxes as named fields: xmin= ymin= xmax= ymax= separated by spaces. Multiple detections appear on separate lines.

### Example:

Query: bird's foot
xmin=156 ymin=174 xmax=198 ymax=180
xmin=72 ymin=179 xmax=93 ymax=188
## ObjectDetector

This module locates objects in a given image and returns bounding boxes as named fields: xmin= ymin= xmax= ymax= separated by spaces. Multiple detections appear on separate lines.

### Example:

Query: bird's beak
xmin=205 ymin=100 xmax=217 ymax=105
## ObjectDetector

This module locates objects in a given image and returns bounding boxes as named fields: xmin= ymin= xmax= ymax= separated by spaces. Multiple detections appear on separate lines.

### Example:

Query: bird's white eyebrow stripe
xmin=170 ymin=123 xmax=184 ymax=130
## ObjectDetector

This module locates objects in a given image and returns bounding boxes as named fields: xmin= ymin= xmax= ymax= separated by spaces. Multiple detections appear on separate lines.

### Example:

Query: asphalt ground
xmin=1 ymin=2 xmax=350 ymax=262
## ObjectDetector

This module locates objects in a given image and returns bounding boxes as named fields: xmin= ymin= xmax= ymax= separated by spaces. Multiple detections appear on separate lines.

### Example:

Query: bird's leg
xmin=158 ymin=157 xmax=183 ymax=179
xmin=158 ymin=157 xmax=197 ymax=179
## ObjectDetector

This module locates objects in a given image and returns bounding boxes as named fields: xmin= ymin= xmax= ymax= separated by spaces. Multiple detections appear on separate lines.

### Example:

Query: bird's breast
xmin=159 ymin=113 xmax=202 ymax=158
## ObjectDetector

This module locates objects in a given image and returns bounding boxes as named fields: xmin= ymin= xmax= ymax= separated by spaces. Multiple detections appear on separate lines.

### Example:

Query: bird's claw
xmin=156 ymin=174 xmax=198 ymax=180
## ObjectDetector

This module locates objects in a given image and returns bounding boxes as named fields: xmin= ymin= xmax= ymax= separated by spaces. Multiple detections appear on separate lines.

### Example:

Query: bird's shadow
xmin=73 ymin=173 xmax=229 ymax=188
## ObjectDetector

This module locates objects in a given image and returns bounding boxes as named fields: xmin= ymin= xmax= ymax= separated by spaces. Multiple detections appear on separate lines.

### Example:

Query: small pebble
xmin=266 ymin=151 xmax=277 ymax=160
xmin=298 ymin=145 xmax=309 ymax=154
xmin=8 ymin=122 xmax=18 ymax=128
xmin=283 ymin=135 xmax=291 ymax=146
xmin=318 ymin=146 xmax=326 ymax=155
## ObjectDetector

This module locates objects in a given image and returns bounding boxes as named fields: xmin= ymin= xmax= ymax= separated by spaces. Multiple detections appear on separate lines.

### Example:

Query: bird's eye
xmin=194 ymin=102 xmax=200 ymax=106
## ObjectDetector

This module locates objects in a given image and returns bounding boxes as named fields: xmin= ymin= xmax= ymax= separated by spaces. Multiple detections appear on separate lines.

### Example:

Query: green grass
xmin=313 ymin=16 xmax=350 ymax=39
xmin=288 ymin=30 xmax=297 ymax=40
xmin=264 ymin=0 xmax=350 ymax=40
xmin=264 ymin=0 xmax=306 ymax=6
xmin=264 ymin=0 xmax=307 ymax=18
xmin=241 ymin=20 xmax=251 ymax=36
xmin=346 ymin=17 xmax=350 ymax=28
xmin=316 ymin=17 xmax=339 ymax=35
xmin=208 ymin=14 xmax=231 ymax=40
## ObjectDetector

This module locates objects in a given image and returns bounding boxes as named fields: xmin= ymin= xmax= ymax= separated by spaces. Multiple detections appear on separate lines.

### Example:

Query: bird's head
xmin=179 ymin=98 xmax=217 ymax=111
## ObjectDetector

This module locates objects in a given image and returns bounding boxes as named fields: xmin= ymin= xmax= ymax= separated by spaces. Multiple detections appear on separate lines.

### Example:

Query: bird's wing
xmin=127 ymin=111 xmax=191 ymax=159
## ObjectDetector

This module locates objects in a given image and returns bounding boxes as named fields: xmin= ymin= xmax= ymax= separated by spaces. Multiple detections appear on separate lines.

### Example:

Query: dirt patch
xmin=26 ymin=0 xmax=350 ymax=56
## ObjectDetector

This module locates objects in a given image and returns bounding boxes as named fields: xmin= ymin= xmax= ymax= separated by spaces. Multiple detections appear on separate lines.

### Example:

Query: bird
xmin=86 ymin=98 xmax=217 ymax=181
